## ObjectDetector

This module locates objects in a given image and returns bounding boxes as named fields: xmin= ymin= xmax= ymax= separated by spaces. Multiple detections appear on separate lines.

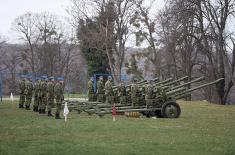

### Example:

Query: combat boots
xmin=55 ymin=113 xmax=61 ymax=119
xmin=47 ymin=111 xmax=54 ymax=117
xmin=41 ymin=109 xmax=46 ymax=114
xmin=34 ymin=106 xmax=38 ymax=112
xmin=25 ymin=105 xmax=30 ymax=110
xmin=19 ymin=104 xmax=23 ymax=109
xmin=33 ymin=106 xmax=38 ymax=112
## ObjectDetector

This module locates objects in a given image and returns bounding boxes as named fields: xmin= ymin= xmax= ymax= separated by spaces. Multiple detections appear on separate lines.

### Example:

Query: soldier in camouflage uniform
xmin=105 ymin=76 xmax=114 ymax=104
xmin=131 ymin=78 xmax=139 ymax=106
xmin=18 ymin=76 xmax=26 ymax=108
xmin=87 ymin=77 xmax=94 ymax=101
xmin=54 ymin=78 xmax=64 ymax=119
xmin=25 ymin=77 xmax=34 ymax=110
xmin=118 ymin=82 xmax=127 ymax=105
xmin=38 ymin=77 xmax=43 ymax=113
xmin=39 ymin=76 xmax=48 ymax=114
xmin=145 ymin=80 xmax=154 ymax=108
xmin=33 ymin=77 xmax=40 ymax=112
xmin=47 ymin=77 xmax=55 ymax=117
xmin=96 ymin=76 xmax=105 ymax=102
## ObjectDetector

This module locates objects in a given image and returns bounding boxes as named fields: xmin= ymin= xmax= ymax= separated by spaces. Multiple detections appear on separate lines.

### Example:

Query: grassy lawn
xmin=0 ymin=100 xmax=234 ymax=155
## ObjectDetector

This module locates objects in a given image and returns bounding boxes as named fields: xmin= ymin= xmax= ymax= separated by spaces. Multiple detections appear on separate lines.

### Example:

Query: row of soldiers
xmin=87 ymin=76 xmax=154 ymax=107
xmin=18 ymin=76 xmax=64 ymax=119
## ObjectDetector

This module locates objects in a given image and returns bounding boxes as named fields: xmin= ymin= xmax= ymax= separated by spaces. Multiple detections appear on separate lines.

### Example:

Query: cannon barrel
xmin=136 ymin=80 xmax=147 ymax=84
xmin=162 ymin=76 xmax=188 ymax=87
xmin=169 ymin=76 xmax=205 ymax=91
xmin=153 ymin=76 xmax=205 ymax=93
xmin=113 ymin=77 xmax=159 ymax=92
xmin=112 ymin=79 xmax=148 ymax=90
xmin=137 ymin=77 xmax=159 ymax=87
xmin=153 ymin=76 xmax=188 ymax=92
xmin=133 ymin=78 xmax=174 ymax=93
xmin=174 ymin=78 xmax=224 ymax=98
xmin=153 ymin=78 xmax=173 ymax=86
xmin=165 ymin=87 xmax=186 ymax=96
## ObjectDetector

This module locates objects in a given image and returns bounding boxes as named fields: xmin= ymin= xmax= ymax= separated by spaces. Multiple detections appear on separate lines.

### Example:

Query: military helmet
xmin=41 ymin=75 xmax=48 ymax=80
xmin=49 ymin=76 xmax=54 ymax=81
xmin=56 ymin=77 xmax=64 ymax=83
xmin=36 ymin=77 xmax=41 ymax=81
xmin=29 ymin=77 xmax=34 ymax=81
xmin=27 ymin=75 xmax=33 ymax=80
xmin=108 ymin=76 xmax=112 ymax=80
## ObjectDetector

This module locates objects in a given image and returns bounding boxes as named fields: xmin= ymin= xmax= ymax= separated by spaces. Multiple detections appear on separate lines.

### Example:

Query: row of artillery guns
xmin=64 ymin=76 xmax=223 ymax=118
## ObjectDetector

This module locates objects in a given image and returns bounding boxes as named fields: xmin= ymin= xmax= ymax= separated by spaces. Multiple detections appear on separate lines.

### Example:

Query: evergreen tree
xmin=77 ymin=18 xmax=110 ymax=77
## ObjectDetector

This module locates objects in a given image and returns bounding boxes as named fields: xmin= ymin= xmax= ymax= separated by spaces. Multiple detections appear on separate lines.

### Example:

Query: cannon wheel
xmin=161 ymin=102 xmax=181 ymax=118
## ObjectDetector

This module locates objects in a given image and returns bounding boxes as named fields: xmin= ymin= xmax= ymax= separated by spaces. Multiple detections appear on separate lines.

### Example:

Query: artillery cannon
xmin=65 ymin=76 xmax=224 ymax=119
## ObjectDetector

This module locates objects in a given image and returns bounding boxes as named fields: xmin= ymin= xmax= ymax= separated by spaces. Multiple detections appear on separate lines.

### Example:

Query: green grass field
xmin=0 ymin=100 xmax=234 ymax=155
xmin=64 ymin=93 xmax=87 ymax=99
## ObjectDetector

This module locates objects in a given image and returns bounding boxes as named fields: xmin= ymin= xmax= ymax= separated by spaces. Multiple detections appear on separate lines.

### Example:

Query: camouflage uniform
xmin=33 ymin=80 xmax=40 ymax=112
xmin=145 ymin=83 xmax=154 ymax=107
xmin=96 ymin=79 xmax=104 ymax=102
xmin=39 ymin=80 xmax=47 ymax=114
xmin=19 ymin=79 xmax=26 ymax=108
xmin=54 ymin=82 xmax=64 ymax=119
xmin=105 ymin=79 xmax=114 ymax=104
xmin=47 ymin=80 xmax=54 ymax=116
xmin=87 ymin=79 xmax=94 ymax=101
xmin=25 ymin=79 xmax=34 ymax=110
xmin=131 ymin=81 xmax=139 ymax=106
xmin=118 ymin=83 xmax=127 ymax=104
xmin=38 ymin=80 xmax=43 ymax=113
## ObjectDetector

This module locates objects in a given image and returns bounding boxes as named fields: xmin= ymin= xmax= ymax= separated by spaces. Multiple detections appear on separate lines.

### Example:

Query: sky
xmin=0 ymin=0 xmax=165 ymax=43
xmin=0 ymin=0 xmax=71 ymax=42
xmin=1 ymin=0 xmax=235 ymax=43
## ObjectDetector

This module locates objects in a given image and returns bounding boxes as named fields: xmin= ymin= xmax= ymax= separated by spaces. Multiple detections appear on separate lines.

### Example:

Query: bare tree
xmin=203 ymin=0 xmax=235 ymax=104
xmin=2 ymin=45 xmax=22 ymax=94
xmin=12 ymin=12 xmax=39 ymax=73
xmin=0 ymin=36 xmax=7 ymax=71
xmin=36 ymin=12 xmax=60 ymax=75
xmin=68 ymin=0 xmax=137 ymax=83
xmin=12 ymin=12 xmax=80 ymax=77
xmin=132 ymin=0 xmax=162 ymax=78
xmin=184 ymin=0 xmax=235 ymax=104
xmin=160 ymin=0 xmax=235 ymax=104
